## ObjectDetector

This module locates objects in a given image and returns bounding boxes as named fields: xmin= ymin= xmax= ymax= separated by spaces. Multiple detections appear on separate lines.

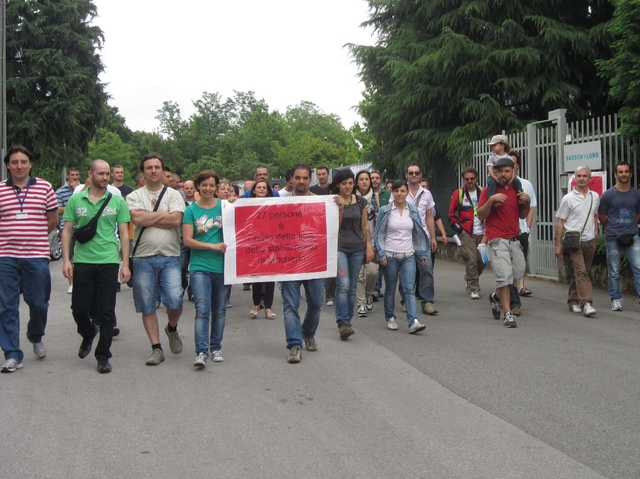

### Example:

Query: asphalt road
xmin=2 ymin=258 xmax=638 ymax=479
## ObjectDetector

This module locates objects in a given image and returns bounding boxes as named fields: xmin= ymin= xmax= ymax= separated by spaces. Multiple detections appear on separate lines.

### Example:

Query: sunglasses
xmin=407 ymin=171 xmax=421 ymax=176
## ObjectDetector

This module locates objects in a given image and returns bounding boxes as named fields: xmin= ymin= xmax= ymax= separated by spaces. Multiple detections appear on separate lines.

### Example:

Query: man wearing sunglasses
xmin=405 ymin=163 xmax=438 ymax=315
xmin=243 ymin=165 xmax=280 ymax=198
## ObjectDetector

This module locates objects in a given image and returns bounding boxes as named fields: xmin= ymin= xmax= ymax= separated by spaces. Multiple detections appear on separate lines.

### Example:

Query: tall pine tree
xmin=350 ymin=0 xmax=619 ymax=174
xmin=6 ymin=0 xmax=107 ymax=168
xmin=599 ymin=0 xmax=640 ymax=149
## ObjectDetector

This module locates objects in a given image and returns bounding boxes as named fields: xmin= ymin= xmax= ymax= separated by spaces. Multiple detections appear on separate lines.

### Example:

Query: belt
xmin=387 ymin=252 xmax=414 ymax=259
xmin=507 ymin=237 xmax=519 ymax=242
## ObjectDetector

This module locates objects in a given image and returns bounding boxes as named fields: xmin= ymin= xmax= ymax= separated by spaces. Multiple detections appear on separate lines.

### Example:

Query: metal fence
xmin=466 ymin=112 xmax=637 ymax=280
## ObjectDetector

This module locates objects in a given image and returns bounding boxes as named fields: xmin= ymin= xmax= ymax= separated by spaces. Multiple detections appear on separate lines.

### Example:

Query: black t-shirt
xmin=310 ymin=184 xmax=330 ymax=195
xmin=115 ymin=183 xmax=134 ymax=197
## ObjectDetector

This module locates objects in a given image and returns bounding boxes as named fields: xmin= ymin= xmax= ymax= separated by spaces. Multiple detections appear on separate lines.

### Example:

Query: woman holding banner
xmin=248 ymin=180 xmax=277 ymax=320
xmin=183 ymin=170 xmax=227 ymax=368
xmin=331 ymin=169 xmax=375 ymax=340
xmin=354 ymin=170 xmax=379 ymax=317
xmin=374 ymin=180 xmax=429 ymax=334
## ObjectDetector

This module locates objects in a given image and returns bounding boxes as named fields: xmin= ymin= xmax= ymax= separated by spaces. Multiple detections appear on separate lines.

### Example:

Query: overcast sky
xmin=91 ymin=0 xmax=376 ymax=133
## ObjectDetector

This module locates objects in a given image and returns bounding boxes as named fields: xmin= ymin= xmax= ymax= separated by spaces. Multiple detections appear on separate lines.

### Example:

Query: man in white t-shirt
xmin=404 ymin=162 xmax=438 ymax=315
xmin=448 ymin=167 xmax=486 ymax=299
xmin=127 ymin=153 xmax=186 ymax=366
xmin=555 ymin=166 xmax=600 ymax=316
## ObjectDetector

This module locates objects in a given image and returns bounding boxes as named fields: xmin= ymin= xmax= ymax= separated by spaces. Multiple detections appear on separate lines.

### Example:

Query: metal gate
xmin=467 ymin=112 xmax=637 ymax=280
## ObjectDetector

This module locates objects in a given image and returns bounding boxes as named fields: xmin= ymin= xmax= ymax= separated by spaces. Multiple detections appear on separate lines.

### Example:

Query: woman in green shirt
xmin=183 ymin=170 xmax=227 ymax=369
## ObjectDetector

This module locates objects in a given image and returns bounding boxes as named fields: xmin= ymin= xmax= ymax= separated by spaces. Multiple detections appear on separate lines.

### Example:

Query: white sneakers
xmin=387 ymin=317 xmax=398 ymax=330
xmin=582 ymin=303 xmax=596 ymax=317
xmin=611 ymin=299 xmax=623 ymax=311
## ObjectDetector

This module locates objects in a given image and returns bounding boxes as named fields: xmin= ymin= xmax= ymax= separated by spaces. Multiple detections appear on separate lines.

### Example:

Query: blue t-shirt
xmin=597 ymin=187 xmax=640 ymax=241
xmin=183 ymin=201 xmax=224 ymax=273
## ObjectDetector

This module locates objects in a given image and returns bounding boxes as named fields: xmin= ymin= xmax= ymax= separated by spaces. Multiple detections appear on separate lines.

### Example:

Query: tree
xmin=349 ymin=0 xmax=619 ymax=175
xmin=599 ymin=0 xmax=640 ymax=148
xmin=6 ymin=0 xmax=108 ymax=168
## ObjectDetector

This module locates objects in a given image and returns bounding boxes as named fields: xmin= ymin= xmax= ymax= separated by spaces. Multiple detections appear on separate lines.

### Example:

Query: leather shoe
xmin=97 ymin=359 xmax=111 ymax=374
xmin=112 ymin=327 xmax=120 ymax=337
xmin=78 ymin=328 xmax=98 ymax=359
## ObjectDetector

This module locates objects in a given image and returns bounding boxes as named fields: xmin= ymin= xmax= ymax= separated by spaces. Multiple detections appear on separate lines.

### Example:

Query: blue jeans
xmin=382 ymin=254 xmax=419 ymax=325
xmin=131 ymin=255 xmax=183 ymax=314
xmin=190 ymin=271 xmax=226 ymax=355
xmin=335 ymin=250 xmax=364 ymax=326
xmin=282 ymin=278 xmax=324 ymax=349
xmin=605 ymin=236 xmax=640 ymax=300
xmin=0 ymin=257 xmax=51 ymax=361
xmin=415 ymin=253 xmax=435 ymax=305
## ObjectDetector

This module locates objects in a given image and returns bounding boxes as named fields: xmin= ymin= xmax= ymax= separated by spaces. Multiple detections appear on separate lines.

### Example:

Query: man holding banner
xmin=280 ymin=164 xmax=325 ymax=363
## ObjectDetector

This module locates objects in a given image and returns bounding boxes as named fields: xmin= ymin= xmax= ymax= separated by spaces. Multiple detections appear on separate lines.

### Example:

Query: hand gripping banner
xmin=222 ymin=196 xmax=339 ymax=284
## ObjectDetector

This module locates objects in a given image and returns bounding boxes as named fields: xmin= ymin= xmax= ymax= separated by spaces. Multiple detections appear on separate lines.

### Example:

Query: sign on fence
xmin=222 ymin=196 xmax=339 ymax=284
xmin=564 ymin=140 xmax=602 ymax=171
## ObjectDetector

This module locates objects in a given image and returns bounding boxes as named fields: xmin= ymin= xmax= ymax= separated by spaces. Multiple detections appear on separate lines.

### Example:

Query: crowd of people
xmin=2 ymin=137 xmax=640 ymax=373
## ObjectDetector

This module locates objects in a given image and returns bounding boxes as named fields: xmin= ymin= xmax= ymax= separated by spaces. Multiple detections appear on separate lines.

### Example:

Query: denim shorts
xmin=132 ymin=255 xmax=184 ymax=314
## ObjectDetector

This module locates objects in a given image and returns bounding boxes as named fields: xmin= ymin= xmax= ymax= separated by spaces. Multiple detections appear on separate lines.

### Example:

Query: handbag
xmin=127 ymin=187 xmax=167 ymax=287
xmin=562 ymin=193 xmax=593 ymax=253
xmin=616 ymin=233 xmax=635 ymax=247
xmin=72 ymin=193 xmax=112 ymax=244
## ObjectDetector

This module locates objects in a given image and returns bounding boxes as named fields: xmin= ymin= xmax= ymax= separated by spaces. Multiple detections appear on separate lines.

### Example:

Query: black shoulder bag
xmin=72 ymin=193 xmax=113 ymax=244
xmin=126 ymin=187 xmax=168 ymax=287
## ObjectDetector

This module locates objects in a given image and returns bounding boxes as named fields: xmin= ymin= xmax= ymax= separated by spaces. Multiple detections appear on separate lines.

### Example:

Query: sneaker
xmin=339 ymin=323 xmax=354 ymax=339
xmin=489 ymin=293 xmax=501 ymax=319
xmin=612 ymin=298 xmax=623 ymax=311
xmin=371 ymin=292 xmax=380 ymax=302
xmin=422 ymin=302 xmax=437 ymax=315
xmin=570 ymin=304 xmax=582 ymax=313
xmin=503 ymin=312 xmax=517 ymax=328
xmin=1 ymin=358 xmax=23 ymax=373
xmin=194 ymin=352 xmax=207 ymax=368
xmin=366 ymin=296 xmax=373 ymax=311
xmin=387 ymin=317 xmax=399 ymax=331
xmin=326 ymin=300 xmax=334 ymax=306
xmin=67 ymin=285 xmax=73 ymax=294
xmin=164 ymin=325 xmax=183 ymax=354
xmin=583 ymin=303 xmax=596 ymax=317
xmin=288 ymin=347 xmax=301 ymax=363
xmin=401 ymin=303 xmax=407 ymax=313
xmin=357 ymin=305 xmax=367 ymax=317
xmin=304 ymin=338 xmax=318 ymax=352
xmin=225 ymin=300 xmax=232 ymax=308
xmin=470 ymin=291 xmax=480 ymax=300
xmin=408 ymin=319 xmax=426 ymax=334
xmin=146 ymin=348 xmax=165 ymax=366
xmin=33 ymin=341 xmax=46 ymax=359
xmin=210 ymin=350 xmax=224 ymax=362
xmin=511 ymin=307 xmax=521 ymax=316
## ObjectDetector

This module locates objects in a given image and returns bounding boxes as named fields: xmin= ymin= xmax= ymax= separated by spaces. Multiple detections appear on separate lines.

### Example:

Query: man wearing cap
xmin=477 ymin=156 xmax=531 ymax=328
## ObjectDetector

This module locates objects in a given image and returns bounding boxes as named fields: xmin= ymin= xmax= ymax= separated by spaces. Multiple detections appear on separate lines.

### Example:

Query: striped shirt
xmin=55 ymin=183 xmax=74 ymax=228
xmin=0 ymin=176 xmax=58 ymax=258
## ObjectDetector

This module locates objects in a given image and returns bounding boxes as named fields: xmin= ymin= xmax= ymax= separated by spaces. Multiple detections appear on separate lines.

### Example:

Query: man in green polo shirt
xmin=62 ymin=159 xmax=131 ymax=374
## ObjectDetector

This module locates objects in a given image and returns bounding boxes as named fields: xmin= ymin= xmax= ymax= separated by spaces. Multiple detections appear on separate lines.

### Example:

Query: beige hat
xmin=488 ymin=134 xmax=510 ymax=150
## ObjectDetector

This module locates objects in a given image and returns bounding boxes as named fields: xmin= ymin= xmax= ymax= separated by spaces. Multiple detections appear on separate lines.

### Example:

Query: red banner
xmin=234 ymin=202 xmax=328 ymax=276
